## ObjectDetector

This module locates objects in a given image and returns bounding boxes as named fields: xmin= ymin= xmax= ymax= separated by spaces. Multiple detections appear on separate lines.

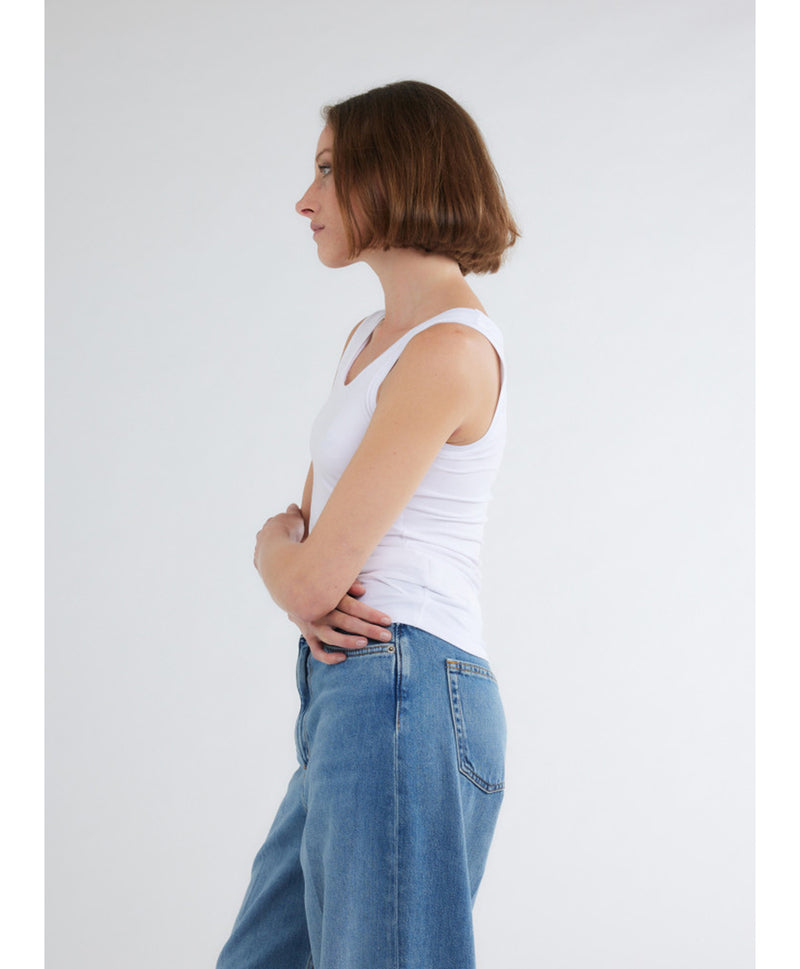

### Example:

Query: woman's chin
xmin=317 ymin=250 xmax=357 ymax=270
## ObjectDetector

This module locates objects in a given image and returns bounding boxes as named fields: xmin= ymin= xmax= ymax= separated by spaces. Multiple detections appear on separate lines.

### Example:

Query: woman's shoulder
xmin=401 ymin=319 xmax=501 ymax=377
xmin=366 ymin=319 xmax=496 ymax=403
xmin=404 ymin=308 xmax=504 ymax=363
xmin=366 ymin=308 xmax=505 ymax=416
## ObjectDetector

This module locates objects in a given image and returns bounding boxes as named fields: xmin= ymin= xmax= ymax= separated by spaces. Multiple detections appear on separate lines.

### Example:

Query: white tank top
xmin=308 ymin=307 xmax=507 ymax=659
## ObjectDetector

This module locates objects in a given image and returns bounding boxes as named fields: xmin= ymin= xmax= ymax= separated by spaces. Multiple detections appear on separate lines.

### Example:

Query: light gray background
xmin=46 ymin=1 xmax=753 ymax=966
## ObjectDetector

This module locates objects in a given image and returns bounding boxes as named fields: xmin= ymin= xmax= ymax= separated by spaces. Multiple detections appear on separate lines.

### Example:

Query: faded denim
xmin=216 ymin=623 xmax=506 ymax=969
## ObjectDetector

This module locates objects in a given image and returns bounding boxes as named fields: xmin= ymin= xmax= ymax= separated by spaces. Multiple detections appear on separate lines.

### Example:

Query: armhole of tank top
xmin=440 ymin=326 xmax=506 ymax=451
xmin=363 ymin=313 xmax=507 ymax=448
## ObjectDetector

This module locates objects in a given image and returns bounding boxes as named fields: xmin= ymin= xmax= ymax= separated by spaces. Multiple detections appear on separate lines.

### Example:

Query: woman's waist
xmin=354 ymin=552 xmax=487 ymax=660
xmin=360 ymin=542 xmax=481 ymax=594
xmin=351 ymin=583 xmax=487 ymax=661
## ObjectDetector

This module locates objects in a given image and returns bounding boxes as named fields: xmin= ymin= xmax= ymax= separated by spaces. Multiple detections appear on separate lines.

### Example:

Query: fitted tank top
xmin=308 ymin=307 xmax=507 ymax=659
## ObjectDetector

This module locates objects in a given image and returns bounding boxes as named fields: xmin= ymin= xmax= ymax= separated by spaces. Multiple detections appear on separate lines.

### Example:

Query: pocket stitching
xmin=320 ymin=642 xmax=395 ymax=658
xmin=446 ymin=659 xmax=505 ymax=794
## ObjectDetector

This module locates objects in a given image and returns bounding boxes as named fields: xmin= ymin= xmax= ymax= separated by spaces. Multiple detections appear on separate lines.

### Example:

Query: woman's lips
xmin=311 ymin=223 xmax=324 ymax=234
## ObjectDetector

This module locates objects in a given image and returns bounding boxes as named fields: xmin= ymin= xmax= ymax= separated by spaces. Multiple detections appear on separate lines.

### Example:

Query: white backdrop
xmin=46 ymin=1 xmax=753 ymax=966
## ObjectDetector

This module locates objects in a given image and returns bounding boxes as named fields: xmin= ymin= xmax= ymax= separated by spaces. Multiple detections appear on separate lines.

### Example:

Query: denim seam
xmin=393 ymin=623 xmax=402 ymax=969
xmin=295 ymin=643 xmax=311 ymax=769
xmin=297 ymin=643 xmax=311 ymax=811
xmin=302 ymin=647 xmax=311 ymax=764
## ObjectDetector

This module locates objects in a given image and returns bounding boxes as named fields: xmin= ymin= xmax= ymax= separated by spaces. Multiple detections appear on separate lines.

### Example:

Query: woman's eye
xmin=318 ymin=164 xmax=332 ymax=176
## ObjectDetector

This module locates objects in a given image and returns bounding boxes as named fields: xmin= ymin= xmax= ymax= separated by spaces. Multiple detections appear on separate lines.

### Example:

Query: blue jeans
xmin=216 ymin=624 xmax=506 ymax=969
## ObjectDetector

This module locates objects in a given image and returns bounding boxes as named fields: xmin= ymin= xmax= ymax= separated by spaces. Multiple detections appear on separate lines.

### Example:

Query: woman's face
xmin=295 ymin=125 xmax=353 ymax=269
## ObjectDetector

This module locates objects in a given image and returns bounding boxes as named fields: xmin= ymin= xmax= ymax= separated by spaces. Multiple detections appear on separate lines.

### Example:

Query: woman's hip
xmin=294 ymin=623 xmax=506 ymax=796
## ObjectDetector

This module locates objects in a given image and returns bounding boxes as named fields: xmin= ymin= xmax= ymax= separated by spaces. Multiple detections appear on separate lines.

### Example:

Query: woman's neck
xmin=360 ymin=247 xmax=485 ymax=333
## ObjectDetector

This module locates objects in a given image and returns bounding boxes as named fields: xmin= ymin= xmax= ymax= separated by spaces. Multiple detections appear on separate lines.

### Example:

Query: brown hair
xmin=322 ymin=80 xmax=520 ymax=275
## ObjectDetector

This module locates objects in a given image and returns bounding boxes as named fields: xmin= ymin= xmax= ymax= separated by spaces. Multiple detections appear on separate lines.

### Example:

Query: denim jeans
xmin=216 ymin=623 xmax=506 ymax=969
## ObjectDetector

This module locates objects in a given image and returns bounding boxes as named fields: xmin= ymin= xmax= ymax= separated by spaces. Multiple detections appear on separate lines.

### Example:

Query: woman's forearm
xmin=253 ymin=507 xmax=349 ymax=623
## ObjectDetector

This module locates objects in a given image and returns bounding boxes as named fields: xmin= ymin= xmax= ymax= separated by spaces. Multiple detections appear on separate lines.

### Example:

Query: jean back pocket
xmin=446 ymin=659 xmax=506 ymax=794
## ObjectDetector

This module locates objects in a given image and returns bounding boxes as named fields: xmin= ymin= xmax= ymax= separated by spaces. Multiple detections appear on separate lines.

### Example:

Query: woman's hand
xmin=253 ymin=504 xmax=305 ymax=577
xmin=254 ymin=503 xmax=392 ymax=664
xmin=288 ymin=580 xmax=392 ymax=665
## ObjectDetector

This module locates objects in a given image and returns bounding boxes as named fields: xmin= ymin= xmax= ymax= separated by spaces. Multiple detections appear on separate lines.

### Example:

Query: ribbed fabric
xmin=308 ymin=307 xmax=506 ymax=659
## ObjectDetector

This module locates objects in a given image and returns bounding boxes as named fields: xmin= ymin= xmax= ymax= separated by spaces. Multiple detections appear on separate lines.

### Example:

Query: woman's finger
xmin=307 ymin=635 xmax=347 ymax=665
xmin=328 ymin=610 xmax=393 ymax=642
xmin=311 ymin=623 xmax=369 ymax=649
xmin=337 ymin=595 xmax=392 ymax=626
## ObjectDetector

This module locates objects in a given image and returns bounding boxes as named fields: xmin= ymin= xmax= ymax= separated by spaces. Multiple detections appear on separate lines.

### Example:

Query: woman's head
xmin=316 ymin=80 xmax=520 ymax=275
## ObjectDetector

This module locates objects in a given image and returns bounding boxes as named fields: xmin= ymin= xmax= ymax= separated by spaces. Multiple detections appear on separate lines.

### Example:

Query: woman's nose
xmin=295 ymin=185 xmax=316 ymax=218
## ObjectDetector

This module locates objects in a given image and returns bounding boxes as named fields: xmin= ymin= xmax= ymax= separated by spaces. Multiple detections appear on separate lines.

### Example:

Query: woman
xmin=217 ymin=80 xmax=520 ymax=969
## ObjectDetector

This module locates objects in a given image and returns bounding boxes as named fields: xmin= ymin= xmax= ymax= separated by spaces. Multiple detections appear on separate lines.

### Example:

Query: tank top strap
xmin=365 ymin=307 xmax=506 ymax=414
xmin=334 ymin=311 xmax=384 ymax=384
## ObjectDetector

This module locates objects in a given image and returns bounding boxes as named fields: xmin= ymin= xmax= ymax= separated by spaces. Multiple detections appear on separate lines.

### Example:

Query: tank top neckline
xmin=342 ymin=306 xmax=493 ymax=388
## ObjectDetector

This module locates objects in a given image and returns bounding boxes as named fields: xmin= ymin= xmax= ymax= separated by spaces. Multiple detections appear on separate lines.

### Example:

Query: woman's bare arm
xmin=288 ymin=461 xmax=393 ymax=660
xmin=253 ymin=322 xmax=498 ymax=624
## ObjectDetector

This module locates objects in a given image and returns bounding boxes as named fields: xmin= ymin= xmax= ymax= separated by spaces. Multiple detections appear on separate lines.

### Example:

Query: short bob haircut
xmin=322 ymin=81 xmax=520 ymax=275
